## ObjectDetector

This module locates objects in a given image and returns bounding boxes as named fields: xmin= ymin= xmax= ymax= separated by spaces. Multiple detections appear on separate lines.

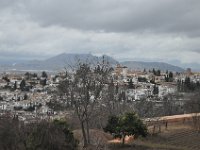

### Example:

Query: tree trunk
xmin=98 ymin=117 xmax=103 ymax=130
xmin=81 ymin=121 xmax=87 ymax=147
xmin=122 ymin=134 xmax=125 ymax=145
xmin=86 ymin=119 xmax=90 ymax=144
xmin=122 ymin=137 xmax=125 ymax=145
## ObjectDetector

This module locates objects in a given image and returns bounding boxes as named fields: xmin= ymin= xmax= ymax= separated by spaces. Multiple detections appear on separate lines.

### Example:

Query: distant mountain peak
xmin=0 ymin=53 xmax=184 ymax=72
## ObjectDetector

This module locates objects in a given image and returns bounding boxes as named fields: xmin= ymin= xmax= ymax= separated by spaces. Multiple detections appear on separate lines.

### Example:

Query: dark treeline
xmin=177 ymin=77 xmax=200 ymax=92
xmin=0 ymin=116 xmax=77 ymax=150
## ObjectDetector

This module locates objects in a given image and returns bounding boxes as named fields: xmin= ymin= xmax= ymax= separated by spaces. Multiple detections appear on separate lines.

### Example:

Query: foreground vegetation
xmin=0 ymin=116 xmax=78 ymax=150
xmin=104 ymin=112 xmax=148 ymax=145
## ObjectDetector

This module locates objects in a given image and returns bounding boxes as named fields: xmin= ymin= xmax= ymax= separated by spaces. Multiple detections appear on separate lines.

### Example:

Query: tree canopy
xmin=104 ymin=112 xmax=148 ymax=145
xmin=41 ymin=71 xmax=48 ymax=78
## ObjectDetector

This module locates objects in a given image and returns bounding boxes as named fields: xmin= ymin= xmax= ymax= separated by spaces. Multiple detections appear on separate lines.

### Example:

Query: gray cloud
xmin=0 ymin=0 xmax=16 ymax=9
xmin=17 ymin=0 xmax=200 ymax=37
xmin=0 ymin=0 xmax=200 ymax=68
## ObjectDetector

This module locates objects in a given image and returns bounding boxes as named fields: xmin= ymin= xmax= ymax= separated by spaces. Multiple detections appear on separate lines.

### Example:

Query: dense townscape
xmin=1 ymin=64 xmax=199 ymax=123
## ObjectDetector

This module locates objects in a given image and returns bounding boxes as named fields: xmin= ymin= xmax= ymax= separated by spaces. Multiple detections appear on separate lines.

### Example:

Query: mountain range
xmin=0 ymin=53 xmax=184 ymax=72
xmin=121 ymin=61 xmax=184 ymax=72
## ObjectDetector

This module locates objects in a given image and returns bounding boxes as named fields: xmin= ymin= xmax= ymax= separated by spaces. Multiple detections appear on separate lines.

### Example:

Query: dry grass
xmin=133 ymin=123 xmax=200 ymax=150
xmin=73 ymin=123 xmax=200 ymax=150
xmin=73 ymin=129 xmax=112 ymax=149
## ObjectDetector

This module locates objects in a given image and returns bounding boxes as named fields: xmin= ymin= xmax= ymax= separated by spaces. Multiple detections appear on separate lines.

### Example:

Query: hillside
xmin=121 ymin=61 xmax=184 ymax=72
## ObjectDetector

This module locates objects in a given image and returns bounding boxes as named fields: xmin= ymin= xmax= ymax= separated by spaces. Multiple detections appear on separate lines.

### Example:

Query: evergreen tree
xmin=41 ymin=71 xmax=48 ymax=78
xmin=33 ymin=73 xmax=38 ymax=78
xmin=165 ymin=75 xmax=169 ymax=82
xmin=128 ymin=79 xmax=134 ymax=89
xmin=104 ymin=112 xmax=148 ymax=145
xmin=153 ymin=68 xmax=156 ymax=75
xmin=14 ymin=81 xmax=17 ymax=90
xmin=156 ymin=70 xmax=161 ymax=76
xmin=169 ymin=72 xmax=173 ymax=79
xmin=20 ymin=79 xmax=26 ymax=91
xmin=24 ymin=94 xmax=28 ymax=100
xmin=185 ymin=77 xmax=191 ymax=91
xmin=153 ymin=85 xmax=159 ymax=95
xmin=165 ymin=71 xmax=173 ymax=82
xmin=25 ymin=72 xmax=30 ymax=80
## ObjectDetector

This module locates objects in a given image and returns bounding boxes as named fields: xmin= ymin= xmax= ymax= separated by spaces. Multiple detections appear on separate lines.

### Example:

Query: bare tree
xmin=58 ymin=63 xmax=111 ymax=147
xmin=135 ymin=99 xmax=155 ymax=118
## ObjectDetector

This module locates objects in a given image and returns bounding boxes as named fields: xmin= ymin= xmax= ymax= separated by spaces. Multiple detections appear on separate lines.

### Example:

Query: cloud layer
xmin=0 ymin=0 xmax=200 ymax=67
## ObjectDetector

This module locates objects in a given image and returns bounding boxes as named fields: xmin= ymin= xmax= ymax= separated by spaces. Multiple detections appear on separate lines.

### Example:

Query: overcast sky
xmin=0 ymin=0 xmax=200 ymax=67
